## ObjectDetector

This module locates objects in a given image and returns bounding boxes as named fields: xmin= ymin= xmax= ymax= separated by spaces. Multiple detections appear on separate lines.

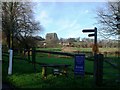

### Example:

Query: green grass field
xmin=2 ymin=55 xmax=94 ymax=88
xmin=2 ymin=48 xmax=120 ymax=88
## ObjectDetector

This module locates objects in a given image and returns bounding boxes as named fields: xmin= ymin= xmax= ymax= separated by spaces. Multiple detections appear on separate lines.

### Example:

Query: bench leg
xmin=42 ymin=67 xmax=47 ymax=79
xmin=63 ymin=67 xmax=68 ymax=76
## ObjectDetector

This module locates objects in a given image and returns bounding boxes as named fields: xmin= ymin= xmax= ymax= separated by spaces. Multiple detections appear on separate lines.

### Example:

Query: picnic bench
xmin=40 ymin=64 xmax=71 ymax=78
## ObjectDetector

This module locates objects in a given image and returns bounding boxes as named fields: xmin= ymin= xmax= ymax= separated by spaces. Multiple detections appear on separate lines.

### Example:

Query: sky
xmin=32 ymin=2 xmax=107 ymax=39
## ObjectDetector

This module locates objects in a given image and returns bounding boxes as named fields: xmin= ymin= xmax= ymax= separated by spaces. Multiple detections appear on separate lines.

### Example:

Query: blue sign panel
xmin=74 ymin=54 xmax=85 ymax=76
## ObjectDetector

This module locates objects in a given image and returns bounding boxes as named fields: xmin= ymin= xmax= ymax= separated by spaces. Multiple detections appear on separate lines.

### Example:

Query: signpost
xmin=82 ymin=27 xmax=102 ymax=86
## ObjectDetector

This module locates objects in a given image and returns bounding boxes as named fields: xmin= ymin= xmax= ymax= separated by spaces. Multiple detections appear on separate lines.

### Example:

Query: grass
xmin=2 ymin=48 xmax=120 ymax=88
xmin=7 ymin=73 xmax=94 ymax=88
xmin=2 ymin=55 xmax=95 ymax=88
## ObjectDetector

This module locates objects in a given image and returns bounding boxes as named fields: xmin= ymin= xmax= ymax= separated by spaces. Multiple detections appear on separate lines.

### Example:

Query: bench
xmin=40 ymin=64 xmax=71 ymax=78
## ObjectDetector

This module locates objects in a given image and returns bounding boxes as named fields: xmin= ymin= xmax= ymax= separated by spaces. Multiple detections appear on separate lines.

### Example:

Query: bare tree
xmin=2 ymin=2 xmax=42 ymax=50
xmin=95 ymin=1 xmax=120 ymax=38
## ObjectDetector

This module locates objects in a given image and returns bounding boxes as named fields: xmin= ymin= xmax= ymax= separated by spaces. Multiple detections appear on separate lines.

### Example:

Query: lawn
xmin=2 ymin=48 xmax=120 ymax=88
xmin=2 ymin=54 xmax=95 ymax=88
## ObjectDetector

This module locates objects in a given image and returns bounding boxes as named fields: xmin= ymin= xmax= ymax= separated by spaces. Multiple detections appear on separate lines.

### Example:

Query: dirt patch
xmin=61 ymin=47 xmax=78 ymax=53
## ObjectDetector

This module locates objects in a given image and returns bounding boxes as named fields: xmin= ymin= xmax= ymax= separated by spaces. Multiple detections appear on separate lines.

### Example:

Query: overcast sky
xmin=32 ymin=2 xmax=106 ymax=39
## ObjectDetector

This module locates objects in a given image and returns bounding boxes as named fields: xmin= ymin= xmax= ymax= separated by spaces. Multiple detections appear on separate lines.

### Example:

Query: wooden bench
xmin=40 ymin=64 xmax=71 ymax=78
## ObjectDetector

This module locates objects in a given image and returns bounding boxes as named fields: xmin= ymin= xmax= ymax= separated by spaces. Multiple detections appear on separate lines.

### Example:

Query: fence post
xmin=28 ymin=49 xmax=30 ymax=61
xmin=32 ymin=47 xmax=36 ymax=73
xmin=8 ymin=49 xmax=13 ymax=75
xmin=96 ymin=54 xmax=103 ymax=86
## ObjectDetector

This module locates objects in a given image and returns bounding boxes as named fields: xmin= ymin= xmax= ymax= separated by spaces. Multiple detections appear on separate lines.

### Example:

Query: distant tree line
xmin=59 ymin=37 xmax=118 ymax=48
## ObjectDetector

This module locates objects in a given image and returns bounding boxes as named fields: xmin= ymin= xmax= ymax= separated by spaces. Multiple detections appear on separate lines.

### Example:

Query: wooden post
xmin=28 ymin=50 xmax=30 ymax=61
xmin=32 ymin=47 xmax=36 ymax=73
xmin=93 ymin=27 xmax=98 ymax=86
xmin=96 ymin=54 xmax=103 ymax=86
xmin=63 ymin=66 xmax=67 ymax=76
xmin=42 ymin=67 xmax=47 ymax=79
xmin=48 ymin=53 xmax=50 ymax=57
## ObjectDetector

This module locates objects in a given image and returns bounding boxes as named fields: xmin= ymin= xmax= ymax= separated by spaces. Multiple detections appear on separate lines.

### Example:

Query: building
xmin=46 ymin=33 xmax=59 ymax=43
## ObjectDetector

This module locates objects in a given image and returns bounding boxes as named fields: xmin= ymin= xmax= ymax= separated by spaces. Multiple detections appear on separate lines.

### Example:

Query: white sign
xmin=0 ymin=44 xmax=1 ymax=61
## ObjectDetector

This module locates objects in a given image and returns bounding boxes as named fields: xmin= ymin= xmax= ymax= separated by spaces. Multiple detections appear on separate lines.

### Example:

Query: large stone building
xmin=45 ymin=33 xmax=59 ymax=47
xmin=46 ymin=33 xmax=59 ymax=43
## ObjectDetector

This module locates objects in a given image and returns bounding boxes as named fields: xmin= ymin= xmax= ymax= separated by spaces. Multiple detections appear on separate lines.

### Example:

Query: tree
xmin=96 ymin=1 xmax=120 ymax=38
xmin=2 ymin=2 xmax=42 ymax=50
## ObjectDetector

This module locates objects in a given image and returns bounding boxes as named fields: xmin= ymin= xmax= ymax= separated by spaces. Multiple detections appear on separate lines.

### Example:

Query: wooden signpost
xmin=82 ymin=27 xmax=103 ymax=86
